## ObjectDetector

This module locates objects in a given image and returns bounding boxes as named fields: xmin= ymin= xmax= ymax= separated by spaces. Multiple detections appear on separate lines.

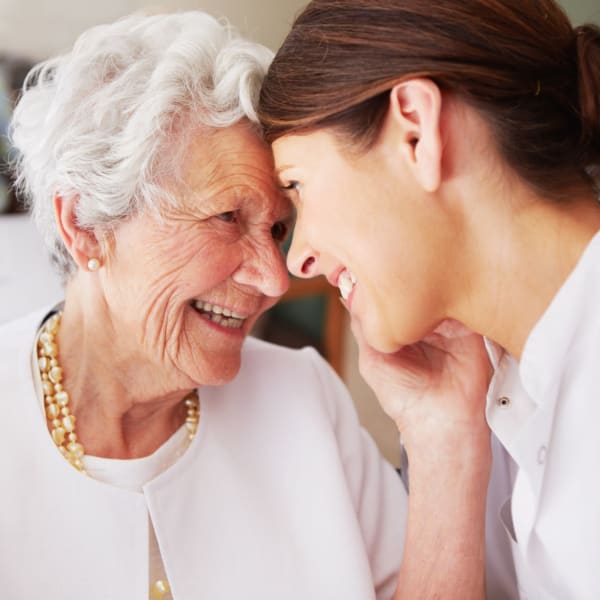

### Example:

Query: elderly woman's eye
xmin=271 ymin=221 xmax=289 ymax=242
xmin=217 ymin=211 xmax=238 ymax=223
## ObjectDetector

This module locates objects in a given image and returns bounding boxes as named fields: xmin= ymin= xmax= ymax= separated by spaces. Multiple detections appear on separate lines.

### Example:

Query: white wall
xmin=0 ymin=0 xmax=596 ymax=63
xmin=563 ymin=0 xmax=600 ymax=23
xmin=0 ymin=0 xmax=307 ymax=61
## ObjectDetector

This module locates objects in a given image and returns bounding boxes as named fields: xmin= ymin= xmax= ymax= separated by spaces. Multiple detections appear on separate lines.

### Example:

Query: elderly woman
xmin=0 ymin=12 xmax=408 ymax=600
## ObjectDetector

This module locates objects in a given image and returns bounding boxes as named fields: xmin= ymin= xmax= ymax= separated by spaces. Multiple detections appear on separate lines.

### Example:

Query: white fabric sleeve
xmin=304 ymin=347 xmax=408 ymax=600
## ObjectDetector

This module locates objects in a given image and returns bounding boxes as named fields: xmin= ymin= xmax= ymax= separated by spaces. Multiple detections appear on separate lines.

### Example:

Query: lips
xmin=192 ymin=300 xmax=248 ymax=329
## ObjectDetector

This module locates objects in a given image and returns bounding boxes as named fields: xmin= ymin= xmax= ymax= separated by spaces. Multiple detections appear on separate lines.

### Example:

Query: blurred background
xmin=1 ymin=0 xmax=598 ymax=467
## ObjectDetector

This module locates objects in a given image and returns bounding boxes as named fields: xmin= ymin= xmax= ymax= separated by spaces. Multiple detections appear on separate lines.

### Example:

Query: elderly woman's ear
xmin=53 ymin=193 xmax=104 ymax=272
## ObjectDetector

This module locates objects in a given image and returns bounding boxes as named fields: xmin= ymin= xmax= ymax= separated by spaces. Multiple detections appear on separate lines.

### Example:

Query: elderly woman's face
xmin=99 ymin=123 xmax=292 ymax=386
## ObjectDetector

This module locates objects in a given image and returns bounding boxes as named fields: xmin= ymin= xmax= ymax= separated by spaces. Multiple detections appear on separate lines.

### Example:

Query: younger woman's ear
xmin=53 ymin=194 xmax=102 ymax=271
xmin=383 ymin=78 xmax=443 ymax=192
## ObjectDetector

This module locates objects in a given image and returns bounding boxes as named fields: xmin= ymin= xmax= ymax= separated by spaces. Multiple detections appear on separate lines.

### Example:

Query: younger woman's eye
xmin=217 ymin=211 xmax=238 ymax=223
xmin=282 ymin=181 xmax=299 ymax=192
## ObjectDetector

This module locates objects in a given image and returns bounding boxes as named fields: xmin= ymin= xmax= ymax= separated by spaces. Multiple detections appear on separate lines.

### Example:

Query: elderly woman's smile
xmin=192 ymin=300 xmax=247 ymax=328
xmin=94 ymin=122 xmax=292 ymax=389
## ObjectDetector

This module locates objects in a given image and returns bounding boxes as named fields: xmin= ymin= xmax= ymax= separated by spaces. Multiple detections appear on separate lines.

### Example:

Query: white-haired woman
xmin=1 ymin=12 xmax=407 ymax=600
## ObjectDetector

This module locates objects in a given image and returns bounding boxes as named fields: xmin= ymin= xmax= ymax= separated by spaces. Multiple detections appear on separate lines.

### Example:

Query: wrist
xmin=401 ymin=425 xmax=492 ymax=479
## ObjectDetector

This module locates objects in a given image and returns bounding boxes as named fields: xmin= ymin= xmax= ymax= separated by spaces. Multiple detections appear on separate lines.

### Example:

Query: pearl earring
xmin=87 ymin=258 xmax=100 ymax=272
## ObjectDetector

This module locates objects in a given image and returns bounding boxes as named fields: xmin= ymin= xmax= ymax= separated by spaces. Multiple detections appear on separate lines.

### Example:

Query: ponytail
xmin=575 ymin=24 xmax=600 ymax=161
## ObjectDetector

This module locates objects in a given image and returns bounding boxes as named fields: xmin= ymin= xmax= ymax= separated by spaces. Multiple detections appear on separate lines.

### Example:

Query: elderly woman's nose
xmin=235 ymin=240 xmax=290 ymax=297
xmin=261 ymin=244 xmax=290 ymax=297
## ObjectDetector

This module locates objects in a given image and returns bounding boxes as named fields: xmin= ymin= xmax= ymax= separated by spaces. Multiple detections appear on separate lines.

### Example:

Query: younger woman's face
xmin=273 ymin=129 xmax=453 ymax=352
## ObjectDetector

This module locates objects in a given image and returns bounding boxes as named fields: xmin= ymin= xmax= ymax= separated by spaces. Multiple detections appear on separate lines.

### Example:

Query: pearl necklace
xmin=37 ymin=311 xmax=200 ymax=600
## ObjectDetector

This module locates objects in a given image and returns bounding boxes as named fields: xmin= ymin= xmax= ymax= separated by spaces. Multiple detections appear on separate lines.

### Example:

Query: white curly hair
xmin=9 ymin=11 xmax=274 ymax=278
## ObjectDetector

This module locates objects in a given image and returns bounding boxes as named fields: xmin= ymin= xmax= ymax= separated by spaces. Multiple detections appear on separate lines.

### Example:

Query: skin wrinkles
xmin=58 ymin=121 xmax=291 ymax=458
xmin=133 ymin=163 xmax=283 ymax=381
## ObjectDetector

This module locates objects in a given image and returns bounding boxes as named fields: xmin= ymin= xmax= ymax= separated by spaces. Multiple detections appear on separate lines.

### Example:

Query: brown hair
xmin=258 ymin=0 xmax=600 ymax=197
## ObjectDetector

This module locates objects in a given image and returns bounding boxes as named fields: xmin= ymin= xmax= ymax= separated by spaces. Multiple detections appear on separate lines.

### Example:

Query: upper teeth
xmin=338 ymin=270 xmax=356 ymax=300
xmin=193 ymin=300 xmax=247 ymax=325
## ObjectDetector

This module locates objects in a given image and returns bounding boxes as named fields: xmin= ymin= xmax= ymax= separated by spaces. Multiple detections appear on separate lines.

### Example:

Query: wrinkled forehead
xmin=176 ymin=123 xmax=288 ymax=213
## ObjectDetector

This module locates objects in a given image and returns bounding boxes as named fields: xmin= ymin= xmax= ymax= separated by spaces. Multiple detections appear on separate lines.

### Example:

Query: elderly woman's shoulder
xmin=242 ymin=335 xmax=336 ymax=380
xmin=0 ymin=306 xmax=51 ymax=349
xmin=0 ymin=307 xmax=51 ymax=391
xmin=236 ymin=336 xmax=352 ymax=421
xmin=206 ymin=336 xmax=357 ymax=434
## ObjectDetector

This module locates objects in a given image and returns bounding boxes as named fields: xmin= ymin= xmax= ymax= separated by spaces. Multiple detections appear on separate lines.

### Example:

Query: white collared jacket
xmin=485 ymin=232 xmax=600 ymax=599
xmin=0 ymin=309 xmax=406 ymax=600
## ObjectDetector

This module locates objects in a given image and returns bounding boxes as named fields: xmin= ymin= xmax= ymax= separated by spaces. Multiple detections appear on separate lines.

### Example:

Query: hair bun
xmin=574 ymin=24 xmax=600 ymax=157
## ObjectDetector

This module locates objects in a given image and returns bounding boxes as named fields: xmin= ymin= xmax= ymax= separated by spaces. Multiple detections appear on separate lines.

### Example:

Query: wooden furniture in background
xmin=279 ymin=276 xmax=346 ymax=376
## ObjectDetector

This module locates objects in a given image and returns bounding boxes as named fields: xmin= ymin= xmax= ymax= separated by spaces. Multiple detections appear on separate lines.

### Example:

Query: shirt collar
xmin=484 ymin=337 xmax=505 ymax=372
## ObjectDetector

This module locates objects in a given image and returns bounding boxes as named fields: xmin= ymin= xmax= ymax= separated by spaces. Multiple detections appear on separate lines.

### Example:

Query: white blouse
xmin=484 ymin=231 xmax=600 ymax=599
xmin=85 ymin=434 xmax=187 ymax=599
xmin=32 ymin=319 xmax=189 ymax=598
xmin=2 ymin=311 xmax=407 ymax=600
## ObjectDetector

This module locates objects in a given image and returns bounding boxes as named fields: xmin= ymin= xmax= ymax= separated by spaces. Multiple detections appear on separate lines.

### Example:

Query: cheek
xmin=168 ymin=240 xmax=243 ymax=301
xmin=109 ymin=234 xmax=241 ymax=321
xmin=365 ymin=268 xmax=444 ymax=349
xmin=321 ymin=184 xmax=373 ymax=245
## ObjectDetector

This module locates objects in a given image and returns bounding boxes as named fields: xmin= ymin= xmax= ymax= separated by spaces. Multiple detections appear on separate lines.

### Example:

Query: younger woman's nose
xmin=286 ymin=231 xmax=320 ymax=279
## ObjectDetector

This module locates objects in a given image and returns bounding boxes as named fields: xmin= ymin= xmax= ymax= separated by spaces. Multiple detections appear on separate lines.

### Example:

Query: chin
xmin=364 ymin=305 xmax=432 ymax=353
xmin=190 ymin=353 xmax=242 ymax=387
xmin=367 ymin=335 xmax=402 ymax=354
xmin=361 ymin=316 xmax=403 ymax=354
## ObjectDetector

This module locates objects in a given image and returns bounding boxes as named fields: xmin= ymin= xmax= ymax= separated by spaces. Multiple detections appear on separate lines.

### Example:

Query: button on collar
xmin=537 ymin=445 xmax=547 ymax=465
xmin=497 ymin=396 xmax=511 ymax=408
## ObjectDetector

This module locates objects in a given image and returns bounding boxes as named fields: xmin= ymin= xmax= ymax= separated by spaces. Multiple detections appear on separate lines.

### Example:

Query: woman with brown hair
xmin=259 ymin=1 xmax=600 ymax=597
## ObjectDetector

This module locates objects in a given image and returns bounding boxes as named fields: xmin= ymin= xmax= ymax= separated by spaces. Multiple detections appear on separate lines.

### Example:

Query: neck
xmin=52 ymin=293 xmax=197 ymax=459
xmin=430 ymin=96 xmax=600 ymax=360
xmin=450 ymin=187 xmax=600 ymax=360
